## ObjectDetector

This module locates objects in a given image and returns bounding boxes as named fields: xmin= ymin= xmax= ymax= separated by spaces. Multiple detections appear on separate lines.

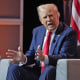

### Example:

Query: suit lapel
xmin=49 ymin=34 xmax=60 ymax=55
xmin=49 ymin=22 xmax=64 ymax=55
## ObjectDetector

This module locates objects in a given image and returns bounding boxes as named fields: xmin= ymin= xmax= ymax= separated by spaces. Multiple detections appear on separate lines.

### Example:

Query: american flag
xmin=71 ymin=0 xmax=80 ymax=45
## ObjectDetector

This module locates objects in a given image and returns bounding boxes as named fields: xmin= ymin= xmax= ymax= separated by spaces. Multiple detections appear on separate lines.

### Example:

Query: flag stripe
xmin=72 ymin=0 xmax=80 ymax=31
xmin=71 ymin=14 xmax=80 ymax=43
xmin=71 ymin=0 xmax=80 ymax=44
xmin=74 ymin=0 xmax=80 ymax=16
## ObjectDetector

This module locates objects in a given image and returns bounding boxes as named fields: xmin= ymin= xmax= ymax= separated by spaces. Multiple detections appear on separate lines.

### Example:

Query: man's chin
xmin=48 ymin=28 xmax=55 ymax=31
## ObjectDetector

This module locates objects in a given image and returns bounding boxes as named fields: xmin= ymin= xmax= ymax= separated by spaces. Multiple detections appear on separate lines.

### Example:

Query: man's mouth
xmin=48 ymin=23 xmax=53 ymax=27
xmin=48 ymin=23 xmax=53 ymax=26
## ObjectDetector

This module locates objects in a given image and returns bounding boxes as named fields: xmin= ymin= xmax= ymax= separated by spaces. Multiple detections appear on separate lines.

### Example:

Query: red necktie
xmin=41 ymin=31 xmax=52 ymax=73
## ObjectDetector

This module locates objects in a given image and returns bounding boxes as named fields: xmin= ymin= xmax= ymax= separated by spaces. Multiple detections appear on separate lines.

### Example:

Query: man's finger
xmin=38 ymin=45 xmax=40 ymax=49
xmin=36 ymin=53 xmax=40 ymax=56
xmin=34 ymin=56 xmax=40 ymax=60
xmin=17 ymin=46 xmax=22 ymax=58
xmin=37 ymin=45 xmax=40 ymax=51
xmin=18 ymin=46 xmax=22 ymax=51
xmin=8 ymin=49 xmax=17 ymax=53
xmin=6 ymin=52 xmax=14 ymax=56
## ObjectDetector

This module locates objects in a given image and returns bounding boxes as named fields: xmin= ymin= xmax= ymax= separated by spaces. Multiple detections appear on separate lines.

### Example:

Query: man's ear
xmin=57 ymin=12 xmax=60 ymax=18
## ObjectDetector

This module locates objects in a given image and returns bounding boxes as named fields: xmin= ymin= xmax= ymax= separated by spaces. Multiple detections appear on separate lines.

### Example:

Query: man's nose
xmin=47 ymin=16 xmax=51 ymax=21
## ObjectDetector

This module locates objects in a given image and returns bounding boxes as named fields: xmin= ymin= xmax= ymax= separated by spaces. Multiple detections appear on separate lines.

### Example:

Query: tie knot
xmin=48 ymin=31 xmax=52 ymax=36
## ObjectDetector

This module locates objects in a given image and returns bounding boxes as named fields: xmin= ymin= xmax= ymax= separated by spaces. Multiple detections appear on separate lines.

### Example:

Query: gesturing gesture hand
xmin=35 ymin=45 xmax=45 ymax=61
xmin=6 ymin=46 xmax=26 ymax=64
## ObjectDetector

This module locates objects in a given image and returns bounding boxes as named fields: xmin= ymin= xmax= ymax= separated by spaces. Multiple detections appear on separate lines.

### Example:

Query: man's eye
xmin=49 ymin=15 xmax=53 ymax=17
xmin=43 ymin=16 xmax=47 ymax=19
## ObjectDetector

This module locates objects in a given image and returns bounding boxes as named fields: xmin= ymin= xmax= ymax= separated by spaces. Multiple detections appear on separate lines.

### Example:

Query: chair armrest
xmin=0 ymin=59 xmax=10 ymax=80
xmin=56 ymin=59 xmax=80 ymax=80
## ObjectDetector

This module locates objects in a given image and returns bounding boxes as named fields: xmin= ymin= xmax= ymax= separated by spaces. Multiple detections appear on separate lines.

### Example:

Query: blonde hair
xmin=37 ymin=3 xmax=60 ymax=17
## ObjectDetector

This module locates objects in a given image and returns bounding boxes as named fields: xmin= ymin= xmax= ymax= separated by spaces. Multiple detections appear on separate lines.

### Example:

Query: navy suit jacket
xmin=25 ymin=22 xmax=77 ymax=67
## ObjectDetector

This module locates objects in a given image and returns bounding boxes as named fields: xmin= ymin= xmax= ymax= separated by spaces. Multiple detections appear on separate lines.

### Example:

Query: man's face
xmin=39 ymin=8 xmax=59 ymax=31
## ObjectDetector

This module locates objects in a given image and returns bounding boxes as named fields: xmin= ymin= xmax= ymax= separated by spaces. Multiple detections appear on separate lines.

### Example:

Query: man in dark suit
xmin=6 ymin=3 xmax=77 ymax=80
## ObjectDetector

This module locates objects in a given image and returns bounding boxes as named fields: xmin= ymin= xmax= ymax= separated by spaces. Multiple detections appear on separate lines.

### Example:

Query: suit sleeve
xmin=24 ymin=29 xmax=36 ymax=65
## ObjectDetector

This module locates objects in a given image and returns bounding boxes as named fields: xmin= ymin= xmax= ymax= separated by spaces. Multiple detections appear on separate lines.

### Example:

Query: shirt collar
xmin=46 ymin=28 xmax=57 ymax=36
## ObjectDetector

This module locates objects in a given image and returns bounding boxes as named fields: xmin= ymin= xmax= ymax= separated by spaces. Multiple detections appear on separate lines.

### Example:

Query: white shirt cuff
xmin=42 ymin=55 xmax=49 ymax=66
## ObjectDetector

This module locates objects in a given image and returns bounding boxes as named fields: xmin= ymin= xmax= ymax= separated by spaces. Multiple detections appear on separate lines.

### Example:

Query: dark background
xmin=23 ymin=0 xmax=64 ymax=53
